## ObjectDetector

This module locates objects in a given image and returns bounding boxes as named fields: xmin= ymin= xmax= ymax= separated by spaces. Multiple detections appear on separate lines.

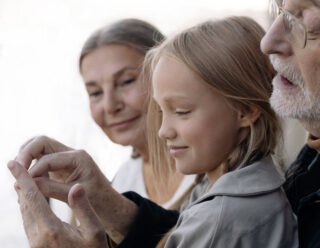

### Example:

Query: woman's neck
xmin=134 ymin=143 xmax=148 ymax=162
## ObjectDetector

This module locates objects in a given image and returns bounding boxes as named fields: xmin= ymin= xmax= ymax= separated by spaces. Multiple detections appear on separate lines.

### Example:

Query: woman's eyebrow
xmin=113 ymin=66 xmax=139 ymax=79
xmin=85 ymin=81 xmax=97 ymax=87
xmin=85 ymin=67 xmax=139 ymax=86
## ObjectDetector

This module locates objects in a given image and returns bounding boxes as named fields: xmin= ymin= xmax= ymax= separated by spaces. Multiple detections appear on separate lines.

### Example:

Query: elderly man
xmin=261 ymin=0 xmax=320 ymax=247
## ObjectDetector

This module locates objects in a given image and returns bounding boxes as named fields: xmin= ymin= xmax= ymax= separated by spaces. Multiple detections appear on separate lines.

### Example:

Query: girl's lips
xmin=169 ymin=146 xmax=189 ymax=157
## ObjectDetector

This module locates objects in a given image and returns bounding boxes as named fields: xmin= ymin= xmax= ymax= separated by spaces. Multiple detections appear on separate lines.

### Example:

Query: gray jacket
xmin=165 ymin=157 xmax=298 ymax=248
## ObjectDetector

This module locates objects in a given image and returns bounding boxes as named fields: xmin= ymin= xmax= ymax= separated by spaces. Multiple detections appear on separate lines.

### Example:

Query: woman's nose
xmin=103 ymin=91 xmax=124 ymax=114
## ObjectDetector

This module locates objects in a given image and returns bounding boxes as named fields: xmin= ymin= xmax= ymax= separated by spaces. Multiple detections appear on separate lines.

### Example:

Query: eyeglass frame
xmin=272 ymin=0 xmax=320 ymax=49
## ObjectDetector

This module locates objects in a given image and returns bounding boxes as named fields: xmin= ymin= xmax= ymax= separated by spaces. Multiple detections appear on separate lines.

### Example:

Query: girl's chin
xmin=175 ymin=163 xmax=196 ymax=175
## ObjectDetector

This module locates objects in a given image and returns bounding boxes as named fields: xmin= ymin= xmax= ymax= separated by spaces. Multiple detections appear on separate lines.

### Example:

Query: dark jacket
xmin=116 ymin=192 xmax=179 ymax=248
xmin=284 ymin=145 xmax=320 ymax=248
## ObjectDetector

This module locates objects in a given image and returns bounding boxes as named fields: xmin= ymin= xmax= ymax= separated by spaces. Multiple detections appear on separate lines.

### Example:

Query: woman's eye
xmin=120 ymin=78 xmax=136 ymax=86
xmin=89 ymin=90 xmax=102 ymax=98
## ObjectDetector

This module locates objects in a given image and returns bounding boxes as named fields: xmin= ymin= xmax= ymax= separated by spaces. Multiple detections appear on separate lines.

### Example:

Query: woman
xmin=79 ymin=19 xmax=195 ymax=207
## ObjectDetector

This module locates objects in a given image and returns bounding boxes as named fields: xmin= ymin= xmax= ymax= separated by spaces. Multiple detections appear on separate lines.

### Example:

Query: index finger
xmin=15 ymin=136 xmax=71 ymax=169
xmin=8 ymin=160 xmax=58 ymax=224
xmin=28 ymin=151 xmax=78 ymax=179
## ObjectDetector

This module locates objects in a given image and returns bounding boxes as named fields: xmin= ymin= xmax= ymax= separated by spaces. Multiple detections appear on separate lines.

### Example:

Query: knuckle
xmin=30 ymin=234 xmax=51 ymax=248
xmin=30 ymin=243 xmax=45 ymax=248
xmin=37 ymin=153 xmax=52 ymax=165
xmin=76 ymin=149 xmax=94 ymax=164
xmin=31 ymin=238 xmax=47 ymax=248
xmin=19 ymin=201 xmax=28 ymax=213
xmin=35 ymin=135 xmax=49 ymax=143
xmin=47 ymin=230 xmax=60 ymax=243
xmin=25 ymin=190 xmax=38 ymax=202
xmin=76 ymin=149 xmax=89 ymax=158
xmin=42 ymin=225 xmax=60 ymax=244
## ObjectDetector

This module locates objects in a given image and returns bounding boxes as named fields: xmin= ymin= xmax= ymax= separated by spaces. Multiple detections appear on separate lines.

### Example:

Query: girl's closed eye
xmin=175 ymin=109 xmax=191 ymax=115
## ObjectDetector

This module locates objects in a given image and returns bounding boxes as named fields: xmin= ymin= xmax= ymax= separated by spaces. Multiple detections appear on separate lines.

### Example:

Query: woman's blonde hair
xmin=145 ymin=16 xmax=280 ymax=184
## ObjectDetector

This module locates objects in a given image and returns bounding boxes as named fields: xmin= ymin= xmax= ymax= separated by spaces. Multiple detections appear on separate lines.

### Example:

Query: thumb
xmin=68 ymin=184 xmax=105 ymax=236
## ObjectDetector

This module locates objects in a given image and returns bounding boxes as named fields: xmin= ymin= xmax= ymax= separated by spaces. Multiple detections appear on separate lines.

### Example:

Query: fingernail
xmin=7 ymin=161 xmax=22 ymax=178
xmin=72 ymin=183 xmax=85 ymax=198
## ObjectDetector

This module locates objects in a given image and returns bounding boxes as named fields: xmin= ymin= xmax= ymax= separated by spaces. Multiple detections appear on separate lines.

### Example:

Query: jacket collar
xmin=192 ymin=156 xmax=284 ymax=206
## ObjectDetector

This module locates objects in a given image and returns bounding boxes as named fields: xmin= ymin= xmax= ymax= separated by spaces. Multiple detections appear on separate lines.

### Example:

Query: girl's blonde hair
xmin=145 ymin=16 xmax=280 ymax=184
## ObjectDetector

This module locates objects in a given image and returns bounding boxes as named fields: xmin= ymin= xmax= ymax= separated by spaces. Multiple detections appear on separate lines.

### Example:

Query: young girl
xmin=117 ymin=16 xmax=298 ymax=247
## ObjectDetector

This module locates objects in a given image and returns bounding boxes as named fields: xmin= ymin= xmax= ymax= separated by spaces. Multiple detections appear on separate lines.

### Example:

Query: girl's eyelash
xmin=156 ymin=109 xmax=190 ymax=115
xmin=120 ymin=78 xmax=136 ymax=86
xmin=175 ymin=110 xmax=191 ymax=115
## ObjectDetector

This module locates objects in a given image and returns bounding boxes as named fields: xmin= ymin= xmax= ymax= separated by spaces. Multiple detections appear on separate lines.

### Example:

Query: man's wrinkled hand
xmin=8 ymin=160 xmax=108 ymax=248
xmin=13 ymin=136 xmax=138 ymax=244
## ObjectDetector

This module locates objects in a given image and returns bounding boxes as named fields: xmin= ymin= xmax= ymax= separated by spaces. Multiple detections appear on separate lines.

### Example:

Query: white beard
xmin=269 ymin=55 xmax=320 ymax=121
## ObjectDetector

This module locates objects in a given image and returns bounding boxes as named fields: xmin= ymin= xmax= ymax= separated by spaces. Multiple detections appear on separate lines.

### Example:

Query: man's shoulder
xmin=284 ymin=144 xmax=320 ymax=212
xmin=295 ymin=144 xmax=318 ymax=164
xmin=285 ymin=144 xmax=318 ymax=179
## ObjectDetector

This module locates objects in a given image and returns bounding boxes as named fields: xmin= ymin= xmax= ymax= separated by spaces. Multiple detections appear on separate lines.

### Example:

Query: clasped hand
xmin=8 ymin=136 xmax=133 ymax=248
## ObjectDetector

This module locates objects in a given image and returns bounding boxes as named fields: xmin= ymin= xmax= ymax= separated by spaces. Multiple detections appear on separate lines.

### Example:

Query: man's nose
xmin=261 ymin=16 xmax=293 ymax=57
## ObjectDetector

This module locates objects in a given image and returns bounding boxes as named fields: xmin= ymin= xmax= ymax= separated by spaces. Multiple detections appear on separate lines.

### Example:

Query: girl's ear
xmin=237 ymin=107 xmax=261 ymax=128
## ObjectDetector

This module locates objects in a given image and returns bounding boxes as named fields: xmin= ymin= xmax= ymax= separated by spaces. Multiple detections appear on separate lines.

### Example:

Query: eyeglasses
xmin=271 ymin=0 xmax=320 ymax=48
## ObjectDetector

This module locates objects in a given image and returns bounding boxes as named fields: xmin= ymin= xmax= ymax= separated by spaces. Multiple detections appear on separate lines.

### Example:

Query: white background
xmin=0 ymin=0 xmax=274 ymax=247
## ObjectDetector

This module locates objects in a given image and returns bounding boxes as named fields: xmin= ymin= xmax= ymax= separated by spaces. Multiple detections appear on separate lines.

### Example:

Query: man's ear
xmin=238 ymin=107 xmax=261 ymax=128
